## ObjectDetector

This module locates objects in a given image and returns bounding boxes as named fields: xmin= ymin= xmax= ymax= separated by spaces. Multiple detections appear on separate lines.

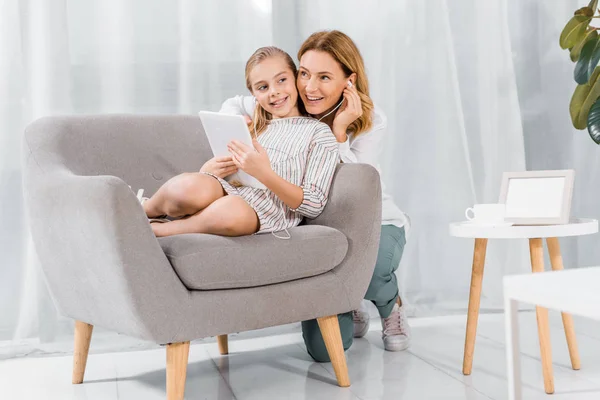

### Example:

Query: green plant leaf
xmin=570 ymin=67 xmax=600 ymax=129
xmin=571 ymin=29 xmax=598 ymax=61
xmin=575 ymin=36 xmax=600 ymax=84
xmin=590 ymin=0 xmax=599 ymax=12
xmin=560 ymin=15 xmax=592 ymax=49
xmin=575 ymin=6 xmax=594 ymax=17
xmin=587 ymin=97 xmax=600 ymax=144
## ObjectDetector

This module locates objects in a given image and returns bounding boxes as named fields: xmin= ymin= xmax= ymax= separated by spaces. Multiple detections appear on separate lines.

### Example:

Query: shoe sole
xmin=383 ymin=339 xmax=411 ymax=352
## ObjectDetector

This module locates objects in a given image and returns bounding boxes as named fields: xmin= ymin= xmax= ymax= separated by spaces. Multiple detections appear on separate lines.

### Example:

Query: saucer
xmin=462 ymin=221 xmax=514 ymax=227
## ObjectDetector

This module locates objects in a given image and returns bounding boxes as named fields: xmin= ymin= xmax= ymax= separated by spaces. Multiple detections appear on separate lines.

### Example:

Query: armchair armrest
xmin=305 ymin=163 xmax=382 ymax=308
xmin=23 ymin=168 xmax=189 ymax=340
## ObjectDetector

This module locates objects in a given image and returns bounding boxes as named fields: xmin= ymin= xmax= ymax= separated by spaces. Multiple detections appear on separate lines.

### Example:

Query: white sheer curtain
xmin=1 ymin=0 xmax=598 ymax=356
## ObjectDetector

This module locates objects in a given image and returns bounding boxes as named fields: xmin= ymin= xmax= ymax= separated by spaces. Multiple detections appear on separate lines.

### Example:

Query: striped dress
xmin=203 ymin=116 xmax=339 ymax=234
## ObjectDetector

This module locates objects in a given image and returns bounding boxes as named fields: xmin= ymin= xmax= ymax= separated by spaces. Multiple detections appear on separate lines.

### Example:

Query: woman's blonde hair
xmin=245 ymin=46 xmax=303 ymax=136
xmin=298 ymin=30 xmax=373 ymax=136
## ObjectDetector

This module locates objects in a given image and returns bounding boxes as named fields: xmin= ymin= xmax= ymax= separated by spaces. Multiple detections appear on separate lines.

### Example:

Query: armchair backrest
xmin=23 ymin=114 xmax=213 ymax=194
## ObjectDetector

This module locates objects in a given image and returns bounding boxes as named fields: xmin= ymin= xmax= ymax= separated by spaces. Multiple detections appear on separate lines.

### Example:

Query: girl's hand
xmin=199 ymin=156 xmax=238 ymax=178
xmin=227 ymin=139 xmax=272 ymax=182
xmin=332 ymin=85 xmax=363 ymax=142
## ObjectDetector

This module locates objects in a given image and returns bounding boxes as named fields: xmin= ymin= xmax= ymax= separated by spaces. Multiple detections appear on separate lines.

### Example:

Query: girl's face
xmin=249 ymin=57 xmax=300 ymax=119
xmin=297 ymin=50 xmax=352 ymax=117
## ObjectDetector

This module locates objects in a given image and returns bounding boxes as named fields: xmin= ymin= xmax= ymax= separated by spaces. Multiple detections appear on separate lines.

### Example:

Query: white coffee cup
xmin=465 ymin=204 xmax=506 ymax=225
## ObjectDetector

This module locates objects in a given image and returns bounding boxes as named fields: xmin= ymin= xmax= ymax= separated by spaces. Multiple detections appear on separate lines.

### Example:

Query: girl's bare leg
xmin=151 ymin=196 xmax=259 ymax=237
xmin=143 ymin=173 xmax=225 ymax=218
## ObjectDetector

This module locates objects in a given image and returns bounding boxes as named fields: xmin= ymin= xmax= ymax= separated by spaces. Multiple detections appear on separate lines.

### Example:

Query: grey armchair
xmin=22 ymin=115 xmax=381 ymax=400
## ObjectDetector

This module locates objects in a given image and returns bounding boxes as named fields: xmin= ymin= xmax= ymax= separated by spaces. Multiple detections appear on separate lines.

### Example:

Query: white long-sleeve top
xmin=219 ymin=95 xmax=410 ymax=234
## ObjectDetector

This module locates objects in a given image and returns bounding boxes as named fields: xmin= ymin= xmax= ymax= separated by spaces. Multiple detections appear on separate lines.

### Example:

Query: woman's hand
xmin=332 ymin=85 xmax=363 ymax=142
xmin=227 ymin=139 xmax=272 ymax=182
xmin=199 ymin=156 xmax=238 ymax=178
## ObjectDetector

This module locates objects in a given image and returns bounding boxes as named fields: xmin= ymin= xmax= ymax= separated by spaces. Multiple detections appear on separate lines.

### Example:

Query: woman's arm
xmin=338 ymin=106 xmax=387 ymax=165
xmin=219 ymin=95 xmax=256 ymax=116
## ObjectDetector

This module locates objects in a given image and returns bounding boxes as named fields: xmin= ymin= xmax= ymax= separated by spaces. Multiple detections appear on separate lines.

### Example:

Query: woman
xmin=218 ymin=30 xmax=411 ymax=362
xmin=141 ymin=46 xmax=338 ymax=239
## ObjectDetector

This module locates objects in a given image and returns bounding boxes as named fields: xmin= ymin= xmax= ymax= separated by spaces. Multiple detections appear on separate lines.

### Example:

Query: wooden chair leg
xmin=463 ymin=238 xmax=488 ymax=375
xmin=217 ymin=334 xmax=229 ymax=355
xmin=316 ymin=315 xmax=350 ymax=387
xmin=166 ymin=342 xmax=190 ymax=400
xmin=546 ymin=237 xmax=581 ymax=370
xmin=529 ymin=238 xmax=554 ymax=394
xmin=72 ymin=321 xmax=93 ymax=384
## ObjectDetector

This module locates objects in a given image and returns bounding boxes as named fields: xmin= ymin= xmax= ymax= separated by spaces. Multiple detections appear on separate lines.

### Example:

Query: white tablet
xmin=198 ymin=111 xmax=267 ymax=190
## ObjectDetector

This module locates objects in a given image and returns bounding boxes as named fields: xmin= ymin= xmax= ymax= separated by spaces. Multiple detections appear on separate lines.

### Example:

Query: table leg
xmin=546 ymin=237 xmax=581 ymax=370
xmin=529 ymin=238 xmax=554 ymax=394
xmin=505 ymin=296 xmax=522 ymax=400
xmin=463 ymin=238 xmax=488 ymax=375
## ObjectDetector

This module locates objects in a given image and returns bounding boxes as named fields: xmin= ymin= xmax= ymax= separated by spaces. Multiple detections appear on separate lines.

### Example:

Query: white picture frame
xmin=498 ymin=170 xmax=575 ymax=225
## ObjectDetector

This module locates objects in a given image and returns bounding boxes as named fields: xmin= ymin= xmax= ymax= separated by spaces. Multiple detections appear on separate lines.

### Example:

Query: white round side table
xmin=449 ymin=218 xmax=598 ymax=394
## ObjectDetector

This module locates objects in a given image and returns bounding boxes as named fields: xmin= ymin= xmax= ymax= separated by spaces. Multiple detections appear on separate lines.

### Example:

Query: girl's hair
xmin=245 ymin=46 xmax=303 ymax=136
xmin=298 ymin=30 xmax=373 ymax=136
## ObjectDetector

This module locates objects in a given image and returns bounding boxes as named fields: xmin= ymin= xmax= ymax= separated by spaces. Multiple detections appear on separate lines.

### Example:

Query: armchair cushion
xmin=158 ymin=225 xmax=348 ymax=290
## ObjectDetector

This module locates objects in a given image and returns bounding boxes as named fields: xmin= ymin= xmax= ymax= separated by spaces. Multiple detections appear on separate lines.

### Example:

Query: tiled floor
xmin=2 ymin=311 xmax=600 ymax=399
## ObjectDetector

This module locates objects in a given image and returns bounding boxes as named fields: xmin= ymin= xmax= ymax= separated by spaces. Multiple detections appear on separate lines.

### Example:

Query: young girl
xmin=141 ymin=46 xmax=339 ymax=238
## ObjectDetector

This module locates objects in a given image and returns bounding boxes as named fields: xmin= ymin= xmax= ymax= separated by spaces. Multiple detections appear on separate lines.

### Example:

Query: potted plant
xmin=560 ymin=0 xmax=600 ymax=144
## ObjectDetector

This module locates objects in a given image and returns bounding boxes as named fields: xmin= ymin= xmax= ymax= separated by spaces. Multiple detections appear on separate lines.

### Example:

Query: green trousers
xmin=301 ymin=224 xmax=407 ymax=362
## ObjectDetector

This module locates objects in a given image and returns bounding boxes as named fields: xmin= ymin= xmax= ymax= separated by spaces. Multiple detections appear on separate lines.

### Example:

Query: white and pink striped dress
xmin=203 ymin=117 xmax=339 ymax=234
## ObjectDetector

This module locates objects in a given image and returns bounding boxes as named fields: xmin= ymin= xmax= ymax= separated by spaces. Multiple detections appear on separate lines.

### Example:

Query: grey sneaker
xmin=381 ymin=300 xmax=411 ymax=351
xmin=352 ymin=300 xmax=370 ymax=338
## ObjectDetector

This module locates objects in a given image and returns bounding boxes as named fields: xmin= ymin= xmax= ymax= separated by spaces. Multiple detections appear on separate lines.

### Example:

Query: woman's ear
xmin=348 ymin=73 xmax=357 ymax=87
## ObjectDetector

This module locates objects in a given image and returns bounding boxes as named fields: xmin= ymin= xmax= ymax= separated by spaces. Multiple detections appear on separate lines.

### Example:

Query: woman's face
xmin=249 ymin=56 xmax=299 ymax=119
xmin=297 ymin=50 xmax=350 ymax=117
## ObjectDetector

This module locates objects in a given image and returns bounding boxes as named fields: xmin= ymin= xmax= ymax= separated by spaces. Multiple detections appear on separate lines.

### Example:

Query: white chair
xmin=504 ymin=266 xmax=600 ymax=400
